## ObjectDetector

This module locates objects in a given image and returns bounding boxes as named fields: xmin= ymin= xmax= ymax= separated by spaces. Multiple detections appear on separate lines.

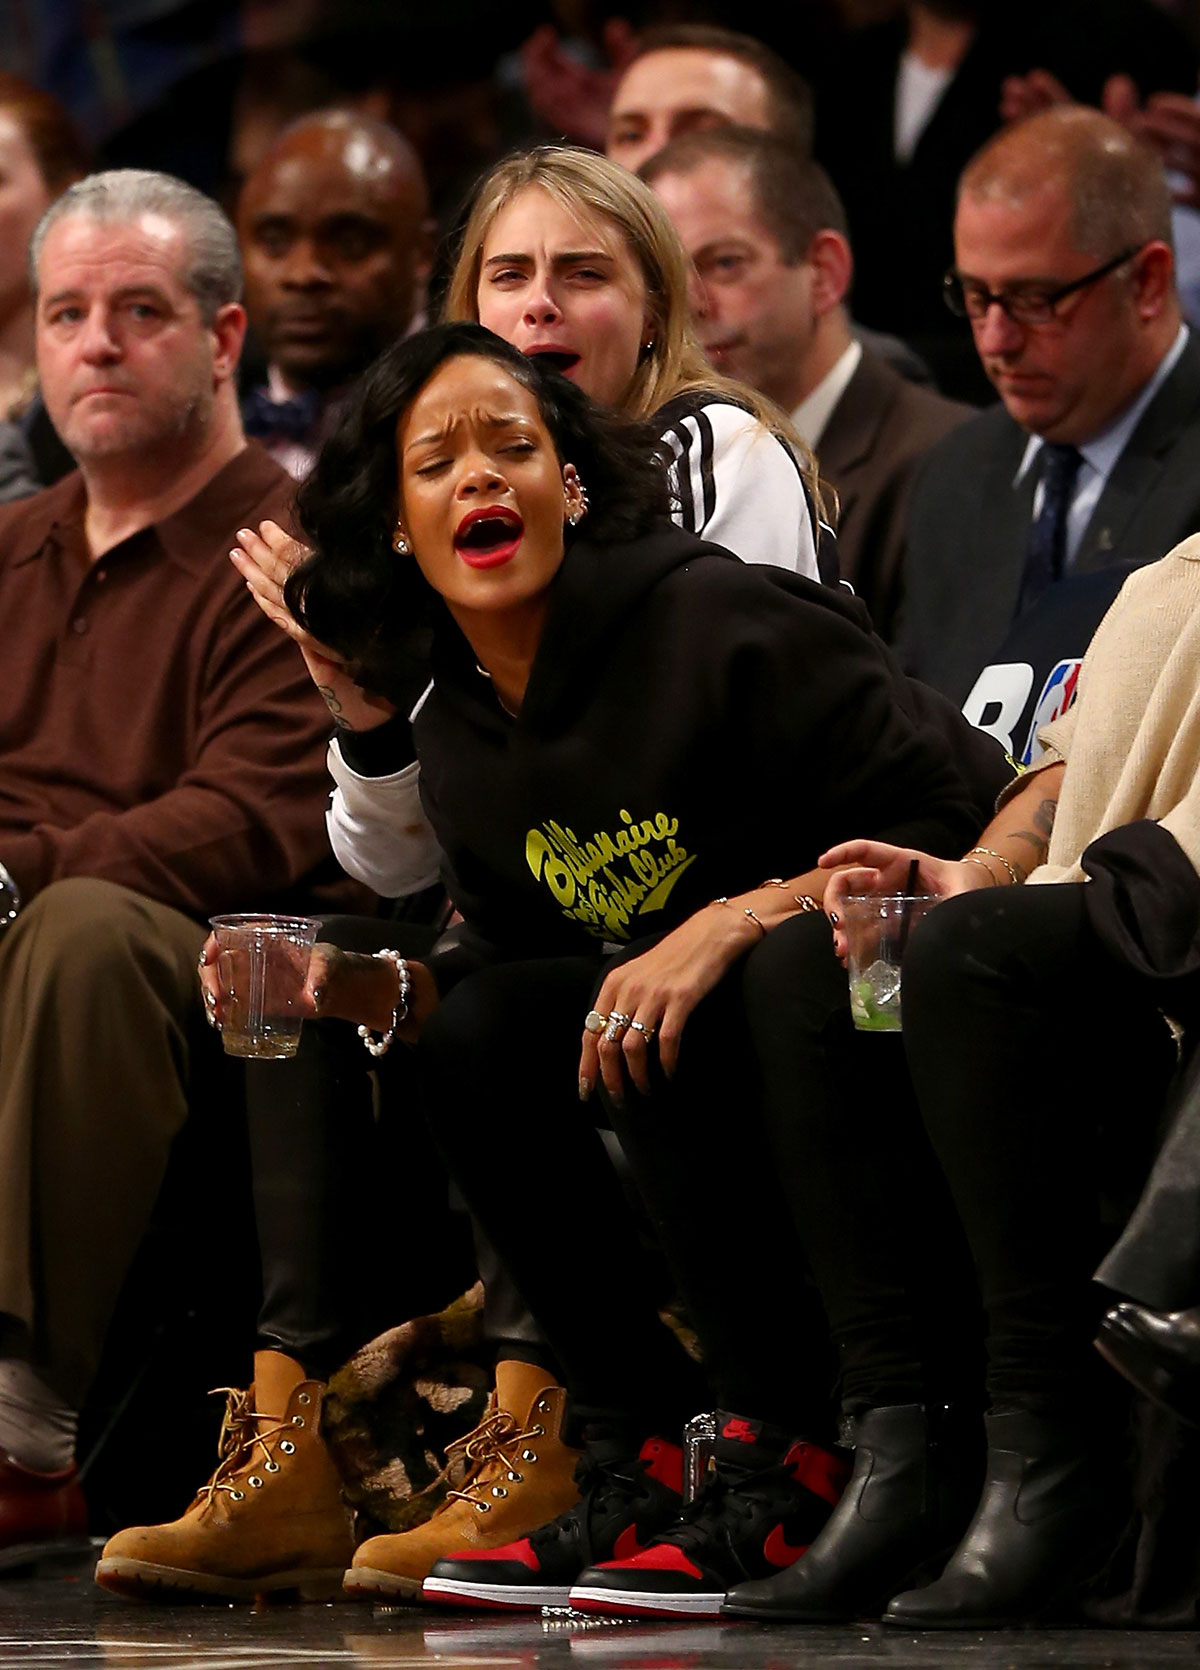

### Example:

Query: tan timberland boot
xmin=94 ymin=1350 xmax=354 ymax=1602
xmin=345 ymin=1359 xmax=581 ymax=1600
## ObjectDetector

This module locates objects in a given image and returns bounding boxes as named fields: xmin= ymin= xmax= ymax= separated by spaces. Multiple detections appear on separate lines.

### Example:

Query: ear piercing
xmin=392 ymin=524 xmax=410 ymax=555
xmin=566 ymin=476 xmax=590 ymax=526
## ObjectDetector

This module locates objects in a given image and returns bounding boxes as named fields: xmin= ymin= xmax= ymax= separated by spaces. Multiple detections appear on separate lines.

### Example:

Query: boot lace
xmin=527 ymin=1449 xmax=652 ymax=1557
xmin=194 ymin=1386 xmax=295 ymax=1507
xmin=657 ymin=1461 xmax=784 ymax=1554
xmin=441 ymin=1405 xmax=547 ymax=1515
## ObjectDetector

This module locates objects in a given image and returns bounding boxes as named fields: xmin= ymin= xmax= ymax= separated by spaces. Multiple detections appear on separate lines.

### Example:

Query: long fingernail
xmin=579 ymin=1077 xmax=592 ymax=1101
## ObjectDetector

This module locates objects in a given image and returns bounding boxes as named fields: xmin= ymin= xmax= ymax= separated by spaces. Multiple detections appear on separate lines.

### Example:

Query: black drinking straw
xmin=897 ymin=857 xmax=921 ymax=957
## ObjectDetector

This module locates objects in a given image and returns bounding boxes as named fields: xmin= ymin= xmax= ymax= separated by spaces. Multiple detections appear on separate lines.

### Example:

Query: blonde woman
xmin=444 ymin=144 xmax=833 ymax=581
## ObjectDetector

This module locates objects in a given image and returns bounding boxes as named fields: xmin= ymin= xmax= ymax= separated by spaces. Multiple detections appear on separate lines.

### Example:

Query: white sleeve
xmin=326 ymin=737 xmax=442 ymax=898
xmin=659 ymin=402 xmax=820 ymax=579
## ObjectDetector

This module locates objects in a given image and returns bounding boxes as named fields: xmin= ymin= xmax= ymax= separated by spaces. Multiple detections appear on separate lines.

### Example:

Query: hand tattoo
xmin=316 ymin=684 xmax=351 ymax=729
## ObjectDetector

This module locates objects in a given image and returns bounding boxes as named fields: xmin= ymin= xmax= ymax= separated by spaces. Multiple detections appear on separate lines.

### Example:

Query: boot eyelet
xmin=292 ymin=1415 xmax=305 ymax=1427
xmin=477 ymin=1501 xmax=491 ymax=1512
xmin=521 ymin=1449 xmax=536 ymax=1462
xmin=531 ymin=1425 xmax=545 ymax=1437
xmin=491 ymin=1486 xmax=508 ymax=1499
xmin=264 ymin=1461 xmax=280 ymax=1473
xmin=536 ymin=1400 xmax=551 ymax=1414
xmin=508 ymin=1471 xmax=522 ymax=1483
xmin=280 ymin=1440 xmax=296 ymax=1455
xmin=230 ymin=1490 xmax=245 ymax=1501
xmin=248 ymin=1476 xmax=263 ymax=1488
xmin=298 ymin=1393 xmax=311 ymax=1405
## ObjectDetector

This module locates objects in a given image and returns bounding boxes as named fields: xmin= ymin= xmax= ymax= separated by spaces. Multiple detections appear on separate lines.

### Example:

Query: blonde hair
xmin=443 ymin=146 xmax=821 ymax=506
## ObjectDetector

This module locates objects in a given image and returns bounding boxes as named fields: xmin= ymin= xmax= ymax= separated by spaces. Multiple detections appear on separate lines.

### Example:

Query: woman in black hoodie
xmin=195 ymin=321 xmax=1006 ymax=1612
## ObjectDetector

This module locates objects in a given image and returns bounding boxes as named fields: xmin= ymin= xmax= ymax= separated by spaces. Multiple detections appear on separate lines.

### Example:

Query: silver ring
xmin=584 ymin=1009 xmax=607 ymax=1035
xmin=628 ymin=1020 xmax=656 ymax=1043
xmin=604 ymin=1012 xmax=631 ymax=1042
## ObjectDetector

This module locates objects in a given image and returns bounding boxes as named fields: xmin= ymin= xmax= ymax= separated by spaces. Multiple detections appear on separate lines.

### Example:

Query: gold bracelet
xmin=966 ymin=846 xmax=1021 ymax=886
xmin=963 ymin=855 xmax=1002 ymax=886
xmin=712 ymin=897 xmax=767 ymax=937
xmin=759 ymin=877 xmax=821 ymax=914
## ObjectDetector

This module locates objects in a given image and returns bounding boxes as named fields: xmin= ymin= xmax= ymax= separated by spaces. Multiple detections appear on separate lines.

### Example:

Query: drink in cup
xmin=842 ymin=894 xmax=938 ymax=1033
xmin=208 ymin=913 xmax=320 ymax=1059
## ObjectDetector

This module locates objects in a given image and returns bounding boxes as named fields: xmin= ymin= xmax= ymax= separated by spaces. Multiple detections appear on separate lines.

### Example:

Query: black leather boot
xmin=883 ymin=1407 xmax=1115 ymax=1628
xmin=1095 ymin=1301 xmax=1200 ymax=1425
xmin=721 ymin=1404 xmax=980 ymax=1622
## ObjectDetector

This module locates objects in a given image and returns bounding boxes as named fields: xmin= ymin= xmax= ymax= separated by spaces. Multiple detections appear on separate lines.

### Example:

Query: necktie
xmin=1018 ymin=443 xmax=1084 ymax=612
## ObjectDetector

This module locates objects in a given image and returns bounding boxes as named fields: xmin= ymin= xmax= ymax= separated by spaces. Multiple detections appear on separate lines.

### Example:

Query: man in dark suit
xmin=642 ymin=127 xmax=971 ymax=637
xmin=899 ymin=104 xmax=1200 ymax=705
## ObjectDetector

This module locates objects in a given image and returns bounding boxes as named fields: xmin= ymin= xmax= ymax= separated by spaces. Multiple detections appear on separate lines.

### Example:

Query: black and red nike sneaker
xmin=422 ymin=1434 xmax=684 ymax=1611
xmin=568 ymin=1412 xmax=849 ymax=1619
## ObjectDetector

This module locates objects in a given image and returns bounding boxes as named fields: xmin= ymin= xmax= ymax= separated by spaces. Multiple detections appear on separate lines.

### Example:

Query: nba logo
xmin=1022 ymin=660 xmax=1081 ymax=764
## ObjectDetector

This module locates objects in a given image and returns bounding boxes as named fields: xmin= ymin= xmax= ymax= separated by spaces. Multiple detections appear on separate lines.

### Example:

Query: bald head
xmin=960 ymin=106 xmax=1173 ymax=261
xmin=952 ymin=106 xmax=1180 ymax=443
xmin=238 ymin=110 xmax=431 ymax=390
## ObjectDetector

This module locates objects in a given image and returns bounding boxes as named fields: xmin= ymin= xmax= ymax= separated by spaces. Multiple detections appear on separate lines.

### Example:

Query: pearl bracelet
xmin=358 ymin=949 xmax=411 ymax=1057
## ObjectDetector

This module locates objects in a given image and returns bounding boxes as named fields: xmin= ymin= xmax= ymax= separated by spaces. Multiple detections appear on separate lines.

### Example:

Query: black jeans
xmin=902 ymin=882 xmax=1178 ymax=1413
xmin=416 ymin=928 xmax=850 ymax=1439
xmin=247 ymin=916 xmax=475 ymax=1380
xmin=744 ymin=912 xmax=983 ymax=1415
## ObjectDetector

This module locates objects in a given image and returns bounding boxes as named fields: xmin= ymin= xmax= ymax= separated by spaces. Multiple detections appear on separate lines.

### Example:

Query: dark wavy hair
xmin=289 ymin=321 xmax=668 ymax=698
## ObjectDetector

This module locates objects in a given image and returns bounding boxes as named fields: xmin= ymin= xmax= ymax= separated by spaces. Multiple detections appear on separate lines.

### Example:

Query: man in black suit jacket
xmin=899 ymin=105 xmax=1200 ymax=705
xmin=642 ymin=127 xmax=971 ymax=638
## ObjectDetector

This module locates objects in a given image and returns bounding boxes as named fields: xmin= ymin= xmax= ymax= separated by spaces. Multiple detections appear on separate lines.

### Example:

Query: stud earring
xmin=392 ymin=525 xmax=410 ymax=555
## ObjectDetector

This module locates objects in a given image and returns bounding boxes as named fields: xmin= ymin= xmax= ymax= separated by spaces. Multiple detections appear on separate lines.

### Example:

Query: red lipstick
xmin=453 ymin=506 xmax=524 ymax=569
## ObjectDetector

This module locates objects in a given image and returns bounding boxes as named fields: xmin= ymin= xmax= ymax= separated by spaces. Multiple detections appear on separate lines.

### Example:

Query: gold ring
xmin=584 ymin=1010 xmax=607 ymax=1035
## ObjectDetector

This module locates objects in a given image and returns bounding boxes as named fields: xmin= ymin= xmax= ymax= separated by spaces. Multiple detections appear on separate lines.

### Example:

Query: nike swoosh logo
xmin=763 ymin=1524 xmax=809 ymax=1568
xmin=612 ymin=1523 xmax=649 ymax=1562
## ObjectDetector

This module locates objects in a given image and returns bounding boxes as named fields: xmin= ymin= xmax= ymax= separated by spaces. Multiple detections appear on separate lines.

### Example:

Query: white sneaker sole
xmin=568 ymin=1583 xmax=724 ymax=1618
xmin=423 ymin=1576 xmax=571 ymax=1609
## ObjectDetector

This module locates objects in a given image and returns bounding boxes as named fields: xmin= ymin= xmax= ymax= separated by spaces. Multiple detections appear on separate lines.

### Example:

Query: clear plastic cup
xmin=208 ymin=913 xmax=320 ymax=1059
xmin=842 ymin=894 xmax=938 ymax=1033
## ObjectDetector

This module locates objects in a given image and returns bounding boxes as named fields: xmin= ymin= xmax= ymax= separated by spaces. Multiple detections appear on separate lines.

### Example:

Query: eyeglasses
xmin=942 ymin=245 xmax=1143 ymax=325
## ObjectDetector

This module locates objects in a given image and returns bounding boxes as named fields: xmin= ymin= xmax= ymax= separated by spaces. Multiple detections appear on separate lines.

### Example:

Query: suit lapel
xmin=977 ymin=425 xmax=1037 ymax=628
xmin=1075 ymin=338 xmax=1200 ymax=573
xmin=818 ymin=352 xmax=891 ymax=482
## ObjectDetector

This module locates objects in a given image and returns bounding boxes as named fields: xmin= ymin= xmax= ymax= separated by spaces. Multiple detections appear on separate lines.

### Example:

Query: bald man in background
xmin=901 ymin=107 xmax=1200 ymax=730
xmin=237 ymin=110 xmax=432 ymax=479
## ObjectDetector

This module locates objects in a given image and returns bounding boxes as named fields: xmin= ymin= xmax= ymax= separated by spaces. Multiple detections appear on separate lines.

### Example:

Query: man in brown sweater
xmin=0 ymin=168 xmax=354 ymax=1565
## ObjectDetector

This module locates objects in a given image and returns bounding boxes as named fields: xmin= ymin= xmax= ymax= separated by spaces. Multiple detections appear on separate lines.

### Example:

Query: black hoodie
xmin=405 ymin=519 xmax=1008 ymax=977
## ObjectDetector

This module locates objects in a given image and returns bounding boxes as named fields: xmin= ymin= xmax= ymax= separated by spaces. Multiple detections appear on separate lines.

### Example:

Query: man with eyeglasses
xmin=898 ymin=106 xmax=1200 ymax=716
